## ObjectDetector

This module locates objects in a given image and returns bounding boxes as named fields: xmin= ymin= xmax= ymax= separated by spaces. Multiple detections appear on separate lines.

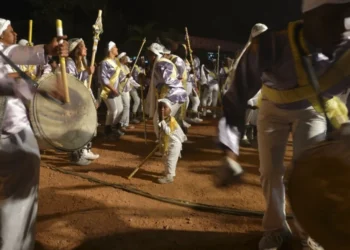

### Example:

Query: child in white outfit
xmin=157 ymin=98 xmax=187 ymax=184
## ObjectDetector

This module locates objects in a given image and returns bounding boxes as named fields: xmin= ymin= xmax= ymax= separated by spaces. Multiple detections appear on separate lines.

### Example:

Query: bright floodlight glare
xmin=250 ymin=23 xmax=268 ymax=38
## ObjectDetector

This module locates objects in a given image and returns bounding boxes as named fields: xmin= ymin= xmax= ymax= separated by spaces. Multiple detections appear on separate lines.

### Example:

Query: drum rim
xmin=30 ymin=73 xmax=97 ymax=152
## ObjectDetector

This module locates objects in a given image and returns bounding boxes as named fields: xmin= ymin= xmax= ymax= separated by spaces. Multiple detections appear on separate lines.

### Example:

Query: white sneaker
xmin=207 ymin=109 xmax=212 ymax=114
xmin=212 ymin=113 xmax=217 ymax=118
xmin=189 ymin=117 xmax=203 ymax=124
xmin=157 ymin=175 xmax=174 ymax=184
xmin=259 ymin=230 xmax=292 ymax=250
xmin=183 ymin=120 xmax=191 ymax=128
xmin=301 ymin=237 xmax=324 ymax=250
xmin=82 ymin=149 xmax=99 ymax=160
xmin=214 ymin=157 xmax=243 ymax=187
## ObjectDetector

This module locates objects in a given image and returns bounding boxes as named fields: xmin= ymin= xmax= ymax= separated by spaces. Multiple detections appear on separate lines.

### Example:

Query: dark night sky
xmin=2 ymin=0 xmax=302 ymax=43
xmin=117 ymin=0 xmax=302 ymax=42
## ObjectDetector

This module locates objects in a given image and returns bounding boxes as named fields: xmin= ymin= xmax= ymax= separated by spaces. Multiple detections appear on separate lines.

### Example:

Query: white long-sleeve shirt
xmin=0 ymin=43 xmax=47 ymax=134
xmin=159 ymin=117 xmax=187 ymax=153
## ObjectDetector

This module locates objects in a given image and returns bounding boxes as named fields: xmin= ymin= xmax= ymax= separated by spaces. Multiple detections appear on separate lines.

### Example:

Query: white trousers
xmin=120 ymin=92 xmax=131 ymax=127
xmin=130 ymin=88 xmax=140 ymax=114
xmin=163 ymin=139 xmax=182 ymax=177
xmin=153 ymin=103 xmax=182 ymax=139
xmin=104 ymin=96 xmax=123 ymax=126
xmin=258 ymin=99 xmax=326 ymax=232
xmin=0 ymin=127 xmax=40 ymax=250
xmin=246 ymin=109 xmax=259 ymax=126
xmin=186 ymin=84 xmax=200 ymax=112
xmin=201 ymin=84 xmax=219 ymax=112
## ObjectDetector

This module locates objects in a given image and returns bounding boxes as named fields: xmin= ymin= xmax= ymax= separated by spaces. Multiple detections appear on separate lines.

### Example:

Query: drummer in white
xmin=0 ymin=18 xmax=68 ymax=250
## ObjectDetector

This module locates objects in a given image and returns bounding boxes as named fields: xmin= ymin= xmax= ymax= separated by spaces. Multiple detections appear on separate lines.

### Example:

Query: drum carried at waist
xmin=288 ymin=138 xmax=350 ymax=250
xmin=29 ymin=73 xmax=97 ymax=152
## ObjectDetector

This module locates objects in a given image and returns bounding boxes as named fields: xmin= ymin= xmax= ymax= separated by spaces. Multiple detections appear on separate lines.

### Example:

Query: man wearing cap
xmin=185 ymin=48 xmax=202 ymax=123
xmin=157 ymin=98 xmax=187 ymax=183
xmin=132 ymin=56 xmax=147 ymax=121
xmin=162 ymin=46 xmax=192 ymax=132
xmin=146 ymin=43 xmax=187 ymax=140
xmin=0 ymin=17 xmax=68 ymax=250
xmin=99 ymin=41 xmax=125 ymax=138
xmin=200 ymin=60 xmax=219 ymax=118
xmin=116 ymin=52 xmax=141 ymax=129
xmin=217 ymin=1 xmax=350 ymax=249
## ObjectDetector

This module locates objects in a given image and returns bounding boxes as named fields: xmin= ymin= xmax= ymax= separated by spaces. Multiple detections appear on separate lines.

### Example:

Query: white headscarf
xmin=108 ymin=41 xmax=116 ymax=51
xmin=117 ymin=52 xmax=126 ymax=59
xmin=18 ymin=39 xmax=29 ymax=46
xmin=147 ymin=43 xmax=164 ymax=58
xmin=0 ymin=18 xmax=10 ymax=36
xmin=302 ymin=0 xmax=350 ymax=12
xmin=162 ymin=47 xmax=171 ymax=54
xmin=158 ymin=98 xmax=172 ymax=111
xmin=68 ymin=38 xmax=83 ymax=53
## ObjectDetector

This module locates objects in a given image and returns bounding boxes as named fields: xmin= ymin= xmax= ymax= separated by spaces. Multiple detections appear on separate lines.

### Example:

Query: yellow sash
xmin=20 ymin=65 xmax=36 ymax=80
xmin=261 ymin=21 xmax=349 ymax=128
xmin=223 ymin=66 xmax=229 ymax=74
xmin=208 ymin=71 xmax=217 ymax=79
xmin=118 ymin=64 xmax=130 ymax=92
xmin=160 ymin=116 xmax=178 ymax=154
xmin=169 ymin=55 xmax=187 ymax=88
xmin=100 ymin=58 xmax=121 ymax=100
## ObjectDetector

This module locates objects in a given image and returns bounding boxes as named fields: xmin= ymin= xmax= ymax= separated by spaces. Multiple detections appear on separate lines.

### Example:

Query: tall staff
xmin=28 ymin=20 xmax=33 ymax=46
xmin=216 ymin=45 xmax=220 ymax=75
xmin=131 ymin=38 xmax=147 ymax=143
xmin=222 ymin=23 xmax=268 ymax=93
xmin=56 ymin=20 xmax=70 ymax=103
xmin=185 ymin=27 xmax=200 ymax=97
xmin=217 ymin=45 xmax=223 ymax=106
xmin=88 ymin=10 xmax=103 ymax=89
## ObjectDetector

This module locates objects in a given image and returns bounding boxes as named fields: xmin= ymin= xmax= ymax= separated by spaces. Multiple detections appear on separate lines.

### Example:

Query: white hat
xmin=302 ymin=0 xmax=350 ymax=12
xmin=117 ymin=52 xmax=126 ymax=59
xmin=68 ymin=38 xmax=83 ymax=53
xmin=147 ymin=43 xmax=164 ymax=58
xmin=158 ymin=98 xmax=172 ymax=111
xmin=162 ymin=47 xmax=171 ymax=54
xmin=126 ymin=56 xmax=132 ymax=63
xmin=18 ymin=39 xmax=29 ymax=46
xmin=108 ymin=41 xmax=116 ymax=51
xmin=0 ymin=18 xmax=10 ymax=36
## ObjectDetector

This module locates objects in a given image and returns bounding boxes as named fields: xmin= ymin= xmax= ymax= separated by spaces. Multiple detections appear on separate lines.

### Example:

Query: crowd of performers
xmin=12 ymin=37 xmax=261 ymax=177
xmin=1 ymin=0 xmax=350 ymax=249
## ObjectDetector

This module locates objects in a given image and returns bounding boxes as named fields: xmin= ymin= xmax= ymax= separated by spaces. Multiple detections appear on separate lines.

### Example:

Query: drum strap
xmin=0 ymin=96 xmax=6 ymax=136
xmin=0 ymin=51 xmax=38 ymax=136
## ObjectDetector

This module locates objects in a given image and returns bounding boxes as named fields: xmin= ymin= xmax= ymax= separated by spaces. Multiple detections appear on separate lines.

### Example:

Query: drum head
xmin=30 ymin=73 xmax=97 ymax=152
xmin=288 ymin=139 xmax=350 ymax=250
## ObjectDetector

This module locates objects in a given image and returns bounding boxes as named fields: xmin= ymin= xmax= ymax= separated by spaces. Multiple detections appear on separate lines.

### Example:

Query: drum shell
xmin=29 ymin=73 xmax=97 ymax=152
xmin=288 ymin=139 xmax=350 ymax=250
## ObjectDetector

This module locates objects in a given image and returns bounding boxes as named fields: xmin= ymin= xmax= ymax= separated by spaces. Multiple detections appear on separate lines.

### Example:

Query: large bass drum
xmin=29 ymin=73 xmax=97 ymax=152
xmin=288 ymin=139 xmax=350 ymax=250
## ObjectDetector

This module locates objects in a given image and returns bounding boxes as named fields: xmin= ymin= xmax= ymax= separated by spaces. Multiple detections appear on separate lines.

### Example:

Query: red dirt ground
xmin=36 ymin=115 xmax=301 ymax=250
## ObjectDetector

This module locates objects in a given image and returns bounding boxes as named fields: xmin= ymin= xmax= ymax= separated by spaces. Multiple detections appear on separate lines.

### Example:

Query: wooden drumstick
xmin=56 ymin=19 xmax=70 ymax=103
